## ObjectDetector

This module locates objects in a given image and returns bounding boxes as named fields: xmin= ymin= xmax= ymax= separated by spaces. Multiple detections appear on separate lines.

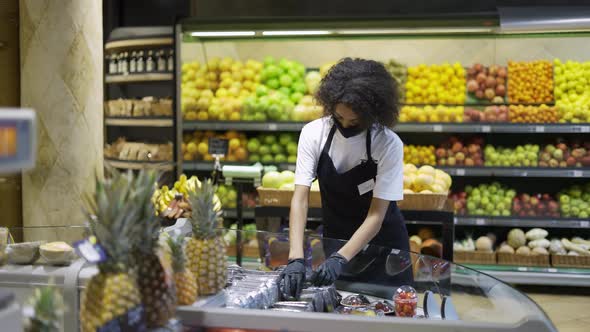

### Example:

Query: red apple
xmin=476 ymin=72 xmax=487 ymax=84
xmin=467 ymin=80 xmax=479 ymax=93
xmin=485 ymin=76 xmax=497 ymax=88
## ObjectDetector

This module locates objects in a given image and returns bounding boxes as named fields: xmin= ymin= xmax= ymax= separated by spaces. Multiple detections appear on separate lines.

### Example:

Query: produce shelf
xmin=454 ymin=216 xmax=590 ymax=228
xmin=438 ymin=166 xmax=590 ymax=178
xmin=105 ymin=158 xmax=175 ymax=171
xmin=105 ymin=37 xmax=173 ymax=51
xmin=105 ymin=73 xmax=173 ymax=83
xmin=183 ymin=121 xmax=306 ymax=132
xmin=463 ymin=264 xmax=590 ymax=287
xmin=105 ymin=117 xmax=174 ymax=127
xmin=183 ymin=161 xmax=296 ymax=172
xmin=182 ymin=121 xmax=590 ymax=134
xmin=394 ymin=123 xmax=590 ymax=133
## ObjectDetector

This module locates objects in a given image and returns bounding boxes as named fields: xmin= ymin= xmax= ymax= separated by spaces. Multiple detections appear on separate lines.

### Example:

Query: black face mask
xmin=333 ymin=117 xmax=364 ymax=138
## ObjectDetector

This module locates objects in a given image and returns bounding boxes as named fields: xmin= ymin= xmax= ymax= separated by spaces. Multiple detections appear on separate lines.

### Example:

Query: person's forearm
xmin=337 ymin=215 xmax=383 ymax=260
xmin=289 ymin=197 xmax=308 ymax=259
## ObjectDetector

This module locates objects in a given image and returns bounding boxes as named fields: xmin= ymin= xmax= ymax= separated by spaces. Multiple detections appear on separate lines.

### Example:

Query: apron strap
xmin=322 ymin=124 xmax=338 ymax=156
xmin=365 ymin=127 xmax=375 ymax=163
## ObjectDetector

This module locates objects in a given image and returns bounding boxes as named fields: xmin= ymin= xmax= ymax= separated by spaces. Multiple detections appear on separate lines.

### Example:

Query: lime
xmin=263 ymin=135 xmax=276 ymax=145
xmin=274 ymin=154 xmax=287 ymax=163
xmin=266 ymin=78 xmax=280 ymax=90
xmin=266 ymin=65 xmax=281 ymax=79
xmin=279 ymin=74 xmax=293 ymax=87
xmin=292 ymin=82 xmax=307 ymax=94
xmin=290 ymin=92 xmax=304 ymax=103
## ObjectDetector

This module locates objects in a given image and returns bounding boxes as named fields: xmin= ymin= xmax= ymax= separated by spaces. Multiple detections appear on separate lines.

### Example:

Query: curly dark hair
xmin=316 ymin=58 xmax=399 ymax=128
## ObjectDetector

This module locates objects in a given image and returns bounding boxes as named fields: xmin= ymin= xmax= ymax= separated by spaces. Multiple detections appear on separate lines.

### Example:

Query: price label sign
xmin=268 ymin=123 xmax=278 ymax=131
xmin=433 ymin=124 xmax=443 ymax=132
xmin=481 ymin=125 xmax=491 ymax=133
xmin=97 ymin=306 xmax=147 ymax=332
xmin=535 ymin=126 xmax=545 ymax=133
xmin=208 ymin=138 xmax=229 ymax=156
xmin=475 ymin=218 xmax=485 ymax=226
xmin=456 ymin=168 xmax=466 ymax=176
xmin=580 ymin=221 xmax=589 ymax=228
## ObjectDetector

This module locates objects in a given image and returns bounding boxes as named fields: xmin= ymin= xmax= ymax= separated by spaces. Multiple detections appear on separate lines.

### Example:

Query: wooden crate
xmin=551 ymin=254 xmax=590 ymax=268
xmin=226 ymin=245 xmax=260 ymax=258
xmin=397 ymin=193 xmax=448 ymax=211
xmin=497 ymin=252 xmax=550 ymax=267
xmin=454 ymin=251 xmax=497 ymax=265
xmin=257 ymin=187 xmax=322 ymax=208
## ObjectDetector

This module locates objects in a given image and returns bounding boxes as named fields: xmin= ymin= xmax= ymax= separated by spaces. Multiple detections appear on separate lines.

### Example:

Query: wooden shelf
xmin=105 ymin=37 xmax=173 ymax=51
xmin=105 ymin=158 xmax=174 ymax=171
xmin=105 ymin=117 xmax=173 ymax=127
xmin=105 ymin=73 xmax=173 ymax=83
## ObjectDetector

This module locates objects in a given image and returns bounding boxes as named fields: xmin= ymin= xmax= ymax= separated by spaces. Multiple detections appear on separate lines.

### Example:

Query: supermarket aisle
xmin=523 ymin=288 xmax=590 ymax=332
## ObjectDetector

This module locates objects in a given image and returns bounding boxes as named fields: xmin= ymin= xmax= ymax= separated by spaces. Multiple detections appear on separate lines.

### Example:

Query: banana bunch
xmin=153 ymin=174 xmax=222 ymax=217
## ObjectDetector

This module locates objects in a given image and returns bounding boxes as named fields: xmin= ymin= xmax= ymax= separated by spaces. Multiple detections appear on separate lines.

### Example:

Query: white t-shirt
xmin=295 ymin=117 xmax=404 ymax=201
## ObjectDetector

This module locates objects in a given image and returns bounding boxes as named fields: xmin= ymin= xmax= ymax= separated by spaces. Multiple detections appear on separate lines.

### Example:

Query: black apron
xmin=316 ymin=125 xmax=412 ymax=286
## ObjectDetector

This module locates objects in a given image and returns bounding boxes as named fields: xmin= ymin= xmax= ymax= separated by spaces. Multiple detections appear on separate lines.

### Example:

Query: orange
xmin=235 ymin=147 xmax=247 ymax=161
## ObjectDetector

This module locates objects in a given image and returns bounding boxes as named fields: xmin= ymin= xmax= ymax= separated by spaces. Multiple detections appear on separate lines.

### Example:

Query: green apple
xmin=271 ymin=143 xmax=285 ymax=155
xmin=249 ymin=154 xmax=260 ymax=162
xmin=279 ymin=133 xmax=292 ymax=146
xmin=287 ymin=155 xmax=297 ymax=163
xmin=247 ymin=138 xmax=260 ymax=153
xmin=274 ymin=154 xmax=287 ymax=163
xmin=261 ymin=154 xmax=274 ymax=164
xmin=287 ymin=142 xmax=298 ymax=155
xmin=266 ymin=78 xmax=280 ymax=90
xmin=263 ymin=135 xmax=276 ymax=145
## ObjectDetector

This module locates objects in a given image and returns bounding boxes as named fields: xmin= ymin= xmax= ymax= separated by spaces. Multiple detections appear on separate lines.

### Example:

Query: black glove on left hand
xmin=310 ymin=252 xmax=348 ymax=286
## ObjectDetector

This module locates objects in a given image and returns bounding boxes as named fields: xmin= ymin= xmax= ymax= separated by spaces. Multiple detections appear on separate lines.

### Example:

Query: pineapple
xmin=24 ymin=284 xmax=65 ymax=332
xmin=167 ymin=235 xmax=198 ymax=305
xmin=80 ymin=170 xmax=143 ymax=332
xmin=186 ymin=179 xmax=227 ymax=296
xmin=131 ymin=170 xmax=177 ymax=327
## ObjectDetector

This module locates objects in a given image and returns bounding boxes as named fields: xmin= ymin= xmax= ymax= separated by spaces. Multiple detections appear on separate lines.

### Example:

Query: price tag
xmin=268 ymin=123 xmax=278 ymax=131
xmin=572 ymin=126 xmax=590 ymax=133
xmin=433 ymin=124 xmax=443 ymax=132
xmin=535 ymin=126 xmax=545 ymax=133
xmin=74 ymin=238 xmax=106 ymax=264
xmin=548 ymin=268 xmax=558 ymax=273
xmin=208 ymin=138 xmax=229 ymax=156
xmin=481 ymin=125 xmax=491 ymax=133
xmin=517 ymin=267 xmax=527 ymax=272
xmin=456 ymin=168 xmax=465 ymax=176
xmin=580 ymin=221 xmax=589 ymax=228
xmin=288 ymin=164 xmax=296 ymax=171
xmin=572 ymin=170 xmax=583 ymax=178
xmin=97 ymin=306 xmax=147 ymax=332
xmin=475 ymin=218 xmax=485 ymax=225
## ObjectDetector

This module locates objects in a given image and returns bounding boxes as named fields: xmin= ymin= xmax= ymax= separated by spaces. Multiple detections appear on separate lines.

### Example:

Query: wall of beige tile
xmin=182 ymin=34 xmax=590 ymax=66
xmin=20 ymin=0 xmax=103 ymax=241
xmin=0 ymin=0 xmax=22 ymax=238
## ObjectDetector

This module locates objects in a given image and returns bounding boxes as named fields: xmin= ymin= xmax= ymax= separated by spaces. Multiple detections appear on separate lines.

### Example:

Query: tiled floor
xmin=522 ymin=287 xmax=590 ymax=332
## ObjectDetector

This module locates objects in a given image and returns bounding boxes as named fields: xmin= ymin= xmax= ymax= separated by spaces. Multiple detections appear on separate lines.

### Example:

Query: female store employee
xmin=280 ymin=58 xmax=409 ymax=299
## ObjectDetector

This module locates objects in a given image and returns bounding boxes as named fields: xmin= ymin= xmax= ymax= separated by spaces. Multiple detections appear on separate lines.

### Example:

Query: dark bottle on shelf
xmin=157 ymin=50 xmax=166 ymax=72
xmin=146 ymin=50 xmax=155 ymax=72
xmin=129 ymin=51 xmax=137 ymax=73
xmin=136 ymin=51 xmax=145 ymax=73
xmin=167 ymin=50 xmax=174 ymax=72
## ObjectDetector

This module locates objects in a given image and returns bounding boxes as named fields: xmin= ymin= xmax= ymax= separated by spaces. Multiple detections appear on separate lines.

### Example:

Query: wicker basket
xmin=257 ymin=187 xmax=322 ymax=208
xmin=551 ymin=254 xmax=590 ymax=268
xmin=497 ymin=252 xmax=550 ymax=267
xmin=454 ymin=251 xmax=496 ymax=265
xmin=226 ymin=244 xmax=260 ymax=258
xmin=397 ymin=193 xmax=448 ymax=211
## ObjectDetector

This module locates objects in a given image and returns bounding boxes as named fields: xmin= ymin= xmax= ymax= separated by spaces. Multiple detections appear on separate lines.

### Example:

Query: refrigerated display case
xmin=175 ymin=16 xmax=590 ymax=285
xmin=1 ymin=226 xmax=558 ymax=331
xmin=173 ymin=229 xmax=558 ymax=332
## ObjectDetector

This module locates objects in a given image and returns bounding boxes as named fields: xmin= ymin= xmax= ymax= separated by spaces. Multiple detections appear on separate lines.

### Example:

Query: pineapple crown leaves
xmin=24 ymin=283 xmax=65 ymax=332
xmin=83 ymin=168 xmax=160 ymax=269
xmin=166 ymin=235 xmax=186 ymax=273
xmin=187 ymin=178 xmax=223 ymax=239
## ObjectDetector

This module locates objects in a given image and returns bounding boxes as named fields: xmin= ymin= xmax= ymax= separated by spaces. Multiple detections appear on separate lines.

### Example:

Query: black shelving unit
xmin=103 ymin=27 xmax=177 ymax=176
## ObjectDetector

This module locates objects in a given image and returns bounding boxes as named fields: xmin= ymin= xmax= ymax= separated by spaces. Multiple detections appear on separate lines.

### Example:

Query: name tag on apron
xmin=357 ymin=179 xmax=375 ymax=195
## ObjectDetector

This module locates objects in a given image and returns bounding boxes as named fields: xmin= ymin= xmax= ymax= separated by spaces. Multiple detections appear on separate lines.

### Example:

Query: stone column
xmin=20 ymin=0 xmax=103 ymax=241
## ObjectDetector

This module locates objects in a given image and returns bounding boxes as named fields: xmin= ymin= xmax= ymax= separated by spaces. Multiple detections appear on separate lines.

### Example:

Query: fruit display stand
xmin=174 ymin=16 xmax=590 ymax=287
xmin=104 ymin=26 xmax=177 ymax=175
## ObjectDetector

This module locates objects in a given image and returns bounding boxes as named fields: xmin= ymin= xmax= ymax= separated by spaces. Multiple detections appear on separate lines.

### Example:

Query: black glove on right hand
xmin=280 ymin=258 xmax=306 ymax=300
